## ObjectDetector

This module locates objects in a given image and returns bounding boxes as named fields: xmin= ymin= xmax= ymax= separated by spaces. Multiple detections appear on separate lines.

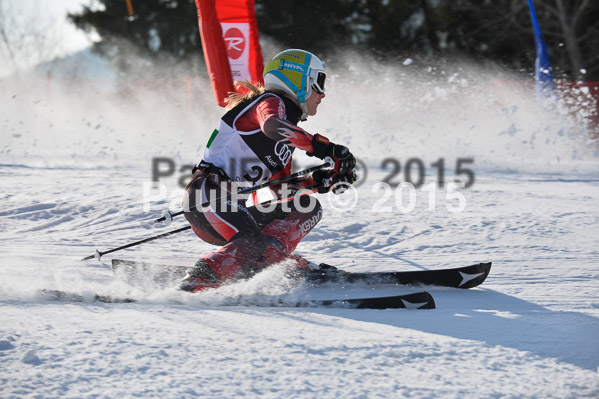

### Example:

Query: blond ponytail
xmin=224 ymin=81 xmax=266 ymax=110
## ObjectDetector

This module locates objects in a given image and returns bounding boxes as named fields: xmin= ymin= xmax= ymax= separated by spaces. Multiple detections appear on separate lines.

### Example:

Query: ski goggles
xmin=311 ymin=71 xmax=326 ymax=95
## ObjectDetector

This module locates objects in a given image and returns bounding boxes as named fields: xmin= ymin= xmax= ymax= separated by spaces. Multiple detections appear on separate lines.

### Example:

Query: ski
xmin=308 ymin=262 xmax=492 ymax=289
xmin=111 ymin=259 xmax=492 ymax=289
xmin=38 ymin=289 xmax=435 ymax=309
xmin=39 ymin=289 xmax=136 ymax=303
xmin=316 ymin=291 xmax=435 ymax=309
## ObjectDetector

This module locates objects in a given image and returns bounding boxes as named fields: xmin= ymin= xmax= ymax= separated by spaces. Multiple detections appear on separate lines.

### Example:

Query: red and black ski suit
xmin=183 ymin=91 xmax=325 ymax=285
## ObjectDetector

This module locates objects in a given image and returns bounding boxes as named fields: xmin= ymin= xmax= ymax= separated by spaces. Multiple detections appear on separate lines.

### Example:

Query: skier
xmin=180 ymin=49 xmax=357 ymax=292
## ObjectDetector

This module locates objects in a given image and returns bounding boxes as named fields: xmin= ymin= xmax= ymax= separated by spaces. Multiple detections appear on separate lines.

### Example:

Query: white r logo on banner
xmin=224 ymin=27 xmax=245 ymax=60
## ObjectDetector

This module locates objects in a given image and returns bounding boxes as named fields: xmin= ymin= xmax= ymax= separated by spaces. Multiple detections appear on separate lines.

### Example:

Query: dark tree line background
xmin=69 ymin=0 xmax=599 ymax=81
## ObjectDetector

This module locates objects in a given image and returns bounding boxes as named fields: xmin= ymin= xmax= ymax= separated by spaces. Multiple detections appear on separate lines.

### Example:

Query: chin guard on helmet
xmin=263 ymin=49 xmax=326 ymax=121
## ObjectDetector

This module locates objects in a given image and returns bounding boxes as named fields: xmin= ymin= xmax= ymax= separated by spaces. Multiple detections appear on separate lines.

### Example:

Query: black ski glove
xmin=313 ymin=169 xmax=357 ymax=194
xmin=309 ymin=134 xmax=356 ymax=175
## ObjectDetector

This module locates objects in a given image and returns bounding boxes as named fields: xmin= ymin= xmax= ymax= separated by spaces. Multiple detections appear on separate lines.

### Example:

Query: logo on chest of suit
xmin=274 ymin=142 xmax=292 ymax=166
xmin=277 ymin=101 xmax=285 ymax=119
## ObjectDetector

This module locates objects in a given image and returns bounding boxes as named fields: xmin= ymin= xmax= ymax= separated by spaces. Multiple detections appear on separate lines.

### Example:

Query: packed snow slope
xmin=1 ymin=54 xmax=598 ymax=398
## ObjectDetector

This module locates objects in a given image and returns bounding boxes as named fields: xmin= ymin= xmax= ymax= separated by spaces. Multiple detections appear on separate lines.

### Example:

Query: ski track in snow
xmin=2 ymin=67 xmax=599 ymax=398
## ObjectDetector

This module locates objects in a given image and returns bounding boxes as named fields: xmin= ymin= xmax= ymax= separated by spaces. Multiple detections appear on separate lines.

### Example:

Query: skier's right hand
xmin=309 ymin=134 xmax=356 ymax=175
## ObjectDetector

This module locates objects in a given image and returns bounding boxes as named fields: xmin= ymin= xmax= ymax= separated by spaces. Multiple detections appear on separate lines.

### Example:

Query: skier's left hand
xmin=313 ymin=170 xmax=357 ymax=194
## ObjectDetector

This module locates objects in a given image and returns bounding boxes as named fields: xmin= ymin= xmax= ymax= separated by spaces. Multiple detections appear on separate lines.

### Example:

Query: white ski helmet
xmin=263 ymin=49 xmax=326 ymax=121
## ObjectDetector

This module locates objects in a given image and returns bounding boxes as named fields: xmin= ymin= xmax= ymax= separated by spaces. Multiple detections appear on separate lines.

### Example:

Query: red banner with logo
xmin=195 ymin=0 xmax=264 ymax=107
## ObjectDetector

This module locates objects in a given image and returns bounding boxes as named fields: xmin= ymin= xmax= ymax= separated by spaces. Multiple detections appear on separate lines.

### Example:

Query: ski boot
xmin=289 ymin=253 xmax=338 ymax=272
xmin=179 ymin=259 xmax=221 ymax=292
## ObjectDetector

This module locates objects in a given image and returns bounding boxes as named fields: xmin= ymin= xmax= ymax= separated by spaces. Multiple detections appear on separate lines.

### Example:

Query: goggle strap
xmin=298 ymin=72 xmax=307 ymax=102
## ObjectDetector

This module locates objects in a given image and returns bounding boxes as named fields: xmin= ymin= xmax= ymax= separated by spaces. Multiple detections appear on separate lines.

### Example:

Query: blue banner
xmin=527 ymin=0 xmax=557 ymax=102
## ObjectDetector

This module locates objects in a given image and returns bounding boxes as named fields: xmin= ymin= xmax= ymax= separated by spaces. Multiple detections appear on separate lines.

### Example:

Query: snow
xmin=1 ymin=56 xmax=599 ymax=398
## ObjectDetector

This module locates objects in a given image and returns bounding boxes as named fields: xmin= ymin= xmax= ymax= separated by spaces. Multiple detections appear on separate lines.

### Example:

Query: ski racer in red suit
xmin=180 ymin=49 xmax=357 ymax=292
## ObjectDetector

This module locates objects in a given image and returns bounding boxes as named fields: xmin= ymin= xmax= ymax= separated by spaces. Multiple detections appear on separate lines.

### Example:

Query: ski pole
xmin=81 ymin=225 xmax=191 ymax=261
xmin=154 ymin=158 xmax=334 ymax=223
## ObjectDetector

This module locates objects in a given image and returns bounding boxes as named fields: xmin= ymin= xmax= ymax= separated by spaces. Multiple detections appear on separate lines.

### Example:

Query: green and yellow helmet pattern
xmin=263 ymin=49 xmax=326 ymax=120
